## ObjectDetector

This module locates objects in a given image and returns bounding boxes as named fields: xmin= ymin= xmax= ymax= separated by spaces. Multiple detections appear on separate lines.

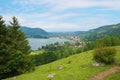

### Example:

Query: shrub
xmin=93 ymin=47 xmax=116 ymax=64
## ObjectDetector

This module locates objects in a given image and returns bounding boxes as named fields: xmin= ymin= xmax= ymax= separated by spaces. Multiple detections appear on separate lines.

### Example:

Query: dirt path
xmin=87 ymin=66 xmax=120 ymax=80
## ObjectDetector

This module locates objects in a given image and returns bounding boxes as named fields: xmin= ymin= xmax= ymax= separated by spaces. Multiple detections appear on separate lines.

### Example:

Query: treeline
xmin=32 ymin=35 xmax=120 ymax=66
xmin=91 ymin=36 xmax=120 ymax=65
xmin=32 ymin=42 xmax=82 ymax=66
xmin=0 ymin=16 xmax=34 ymax=79
xmin=30 ymin=34 xmax=49 ymax=38
xmin=84 ymin=36 xmax=120 ymax=51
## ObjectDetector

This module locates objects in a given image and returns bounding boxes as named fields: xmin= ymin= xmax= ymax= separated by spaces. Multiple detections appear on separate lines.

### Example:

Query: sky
xmin=0 ymin=0 xmax=120 ymax=32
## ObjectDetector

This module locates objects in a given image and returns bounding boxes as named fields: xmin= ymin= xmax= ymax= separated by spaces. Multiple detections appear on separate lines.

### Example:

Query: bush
xmin=93 ymin=47 xmax=116 ymax=64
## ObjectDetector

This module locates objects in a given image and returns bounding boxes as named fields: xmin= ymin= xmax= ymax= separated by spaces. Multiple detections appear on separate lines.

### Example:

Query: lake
xmin=28 ymin=38 xmax=70 ymax=50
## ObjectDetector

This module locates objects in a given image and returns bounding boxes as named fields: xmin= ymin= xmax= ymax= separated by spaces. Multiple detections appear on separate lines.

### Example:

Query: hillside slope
xmin=20 ymin=27 xmax=49 ymax=38
xmin=83 ymin=23 xmax=120 ymax=41
xmin=5 ymin=46 xmax=120 ymax=80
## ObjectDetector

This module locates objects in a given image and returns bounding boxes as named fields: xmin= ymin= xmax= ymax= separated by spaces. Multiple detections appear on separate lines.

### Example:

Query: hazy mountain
xmin=20 ymin=27 xmax=49 ymax=38
xmin=83 ymin=23 xmax=120 ymax=41
xmin=20 ymin=23 xmax=120 ymax=40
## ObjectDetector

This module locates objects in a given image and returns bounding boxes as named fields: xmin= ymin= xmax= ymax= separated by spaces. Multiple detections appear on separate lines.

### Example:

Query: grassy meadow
xmin=5 ymin=46 xmax=120 ymax=80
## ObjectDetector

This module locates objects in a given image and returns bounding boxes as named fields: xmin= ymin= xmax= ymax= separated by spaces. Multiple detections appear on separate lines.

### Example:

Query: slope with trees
xmin=81 ymin=23 xmax=120 ymax=41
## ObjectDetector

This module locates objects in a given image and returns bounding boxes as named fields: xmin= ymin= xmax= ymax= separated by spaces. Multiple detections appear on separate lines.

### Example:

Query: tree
xmin=8 ymin=17 xmax=30 ymax=53
xmin=0 ymin=16 xmax=12 ymax=79
xmin=93 ymin=46 xmax=116 ymax=64
xmin=95 ymin=36 xmax=120 ymax=47
xmin=0 ymin=16 xmax=34 ymax=79
xmin=8 ymin=16 xmax=34 ymax=73
xmin=111 ymin=36 xmax=120 ymax=46
xmin=43 ymin=51 xmax=57 ymax=63
xmin=102 ymin=36 xmax=112 ymax=46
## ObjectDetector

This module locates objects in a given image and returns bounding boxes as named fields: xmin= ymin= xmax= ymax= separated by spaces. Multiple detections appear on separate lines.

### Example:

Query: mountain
xmin=83 ymin=23 xmax=120 ymax=41
xmin=74 ymin=31 xmax=86 ymax=34
xmin=20 ymin=27 xmax=49 ymax=38
xmin=20 ymin=23 xmax=120 ymax=40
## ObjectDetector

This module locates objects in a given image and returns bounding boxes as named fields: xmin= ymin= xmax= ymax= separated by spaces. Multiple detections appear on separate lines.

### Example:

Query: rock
xmin=13 ymin=76 xmax=16 ymax=80
xmin=47 ymin=73 xmax=56 ymax=80
xmin=93 ymin=62 xmax=105 ymax=66
xmin=93 ymin=62 xmax=100 ymax=66
xmin=57 ymin=66 xmax=63 ymax=70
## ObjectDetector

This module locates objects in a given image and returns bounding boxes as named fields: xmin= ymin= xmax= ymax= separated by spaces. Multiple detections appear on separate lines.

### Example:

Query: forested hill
xmin=20 ymin=27 xmax=49 ymax=38
xmin=83 ymin=23 xmax=120 ymax=41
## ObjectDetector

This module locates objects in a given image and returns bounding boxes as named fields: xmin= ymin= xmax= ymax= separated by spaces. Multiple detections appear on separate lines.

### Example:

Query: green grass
xmin=5 ymin=46 xmax=120 ymax=80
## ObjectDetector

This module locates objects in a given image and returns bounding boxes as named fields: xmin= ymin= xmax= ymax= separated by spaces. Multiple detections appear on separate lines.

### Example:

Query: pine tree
xmin=0 ymin=16 xmax=34 ymax=79
xmin=9 ymin=17 xmax=31 ymax=54
xmin=0 ymin=16 xmax=12 ymax=79
xmin=8 ymin=17 xmax=34 ymax=75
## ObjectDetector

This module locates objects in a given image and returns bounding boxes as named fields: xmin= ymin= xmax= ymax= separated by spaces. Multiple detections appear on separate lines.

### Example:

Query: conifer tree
xmin=9 ymin=17 xmax=31 ymax=54
xmin=0 ymin=16 xmax=34 ymax=79
xmin=8 ymin=16 xmax=34 ymax=74
xmin=0 ymin=16 xmax=12 ymax=79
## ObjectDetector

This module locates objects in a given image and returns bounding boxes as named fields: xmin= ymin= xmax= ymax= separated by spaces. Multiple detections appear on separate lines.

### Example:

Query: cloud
xmin=13 ymin=0 xmax=120 ymax=11
xmin=2 ymin=13 xmax=81 ymax=31
xmin=52 ymin=0 xmax=120 ymax=11
xmin=2 ymin=12 xmax=51 ymax=22
xmin=96 ymin=1 xmax=120 ymax=10
xmin=2 ymin=0 xmax=120 ymax=32
xmin=2 ymin=12 xmax=120 ymax=32
xmin=20 ymin=19 xmax=81 ymax=32
xmin=51 ymin=0 xmax=96 ymax=11
xmin=79 ymin=17 xmax=120 ymax=30
xmin=48 ymin=13 xmax=79 ymax=20
xmin=2 ymin=14 xmax=24 ymax=25
xmin=13 ymin=0 xmax=47 ymax=5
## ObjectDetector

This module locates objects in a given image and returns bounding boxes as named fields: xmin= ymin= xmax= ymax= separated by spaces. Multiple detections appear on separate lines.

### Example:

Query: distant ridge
xmin=20 ymin=26 xmax=49 ymax=38
xmin=20 ymin=23 xmax=120 ymax=40
xmin=83 ymin=23 xmax=120 ymax=41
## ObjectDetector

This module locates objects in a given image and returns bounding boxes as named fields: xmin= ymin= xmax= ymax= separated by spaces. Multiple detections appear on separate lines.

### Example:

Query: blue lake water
xmin=28 ymin=38 xmax=70 ymax=50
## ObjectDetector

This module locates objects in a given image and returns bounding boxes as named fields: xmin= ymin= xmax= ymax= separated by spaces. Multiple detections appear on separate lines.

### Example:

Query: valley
xmin=1 ymin=1 xmax=120 ymax=79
